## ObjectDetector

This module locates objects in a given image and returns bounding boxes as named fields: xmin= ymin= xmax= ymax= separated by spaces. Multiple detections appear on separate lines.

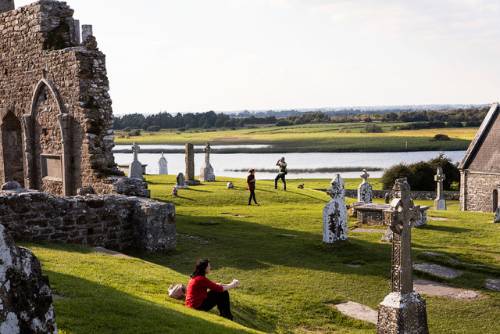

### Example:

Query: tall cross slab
xmin=204 ymin=143 xmax=211 ymax=164
xmin=385 ymin=178 xmax=420 ymax=294
xmin=131 ymin=143 xmax=140 ymax=162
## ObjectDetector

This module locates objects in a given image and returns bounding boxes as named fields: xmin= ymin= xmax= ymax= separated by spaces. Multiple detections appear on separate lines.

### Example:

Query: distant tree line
xmin=113 ymin=107 xmax=488 ymax=131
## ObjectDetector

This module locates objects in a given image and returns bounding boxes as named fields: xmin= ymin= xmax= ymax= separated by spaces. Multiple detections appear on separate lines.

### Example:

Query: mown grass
xmin=27 ymin=175 xmax=499 ymax=333
xmin=114 ymin=123 xmax=477 ymax=152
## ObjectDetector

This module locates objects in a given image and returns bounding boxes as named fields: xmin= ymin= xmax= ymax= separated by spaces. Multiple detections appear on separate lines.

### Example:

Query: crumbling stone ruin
xmin=0 ymin=224 xmax=58 ymax=333
xmin=0 ymin=0 xmax=123 ymax=197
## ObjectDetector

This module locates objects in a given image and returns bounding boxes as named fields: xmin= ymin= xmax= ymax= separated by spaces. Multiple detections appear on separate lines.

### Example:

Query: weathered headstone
xmin=200 ymin=143 xmax=216 ymax=182
xmin=159 ymin=153 xmax=168 ymax=175
xmin=184 ymin=143 xmax=199 ymax=185
xmin=377 ymin=178 xmax=429 ymax=334
xmin=227 ymin=182 xmax=234 ymax=189
xmin=323 ymin=174 xmax=348 ymax=243
xmin=357 ymin=169 xmax=373 ymax=203
xmin=128 ymin=143 xmax=144 ymax=180
xmin=0 ymin=224 xmax=58 ymax=333
xmin=172 ymin=186 xmax=178 ymax=197
xmin=176 ymin=173 xmax=187 ymax=189
xmin=494 ymin=208 xmax=500 ymax=224
xmin=434 ymin=167 xmax=447 ymax=210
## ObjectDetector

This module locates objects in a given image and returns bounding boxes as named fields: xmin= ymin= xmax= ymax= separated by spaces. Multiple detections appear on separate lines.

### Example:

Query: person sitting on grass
xmin=247 ymin=168 xmax=258 ymax=205
xmin=185 ymin=259 xmax=240 ymax=320
xmin=275 ymin=157 xmax=287 ymax=190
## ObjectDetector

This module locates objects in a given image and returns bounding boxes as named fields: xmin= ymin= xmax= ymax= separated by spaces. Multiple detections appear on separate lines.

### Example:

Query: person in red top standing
xmin=247 ymin=169 xmax=258 ymax=206
xmin=185 ymin=259 xmax=240 ymax=320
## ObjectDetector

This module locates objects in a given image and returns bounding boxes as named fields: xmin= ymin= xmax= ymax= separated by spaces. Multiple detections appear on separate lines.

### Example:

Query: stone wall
xmin=0 ymin=1 xmax=123 ymax=197
xmin=460 ymin=170 xmax=500 ymax=212
xmin=0 ymin=189 xmax=176 ymax=252
xmin=344 ymin=189 xmax=460 ymax=201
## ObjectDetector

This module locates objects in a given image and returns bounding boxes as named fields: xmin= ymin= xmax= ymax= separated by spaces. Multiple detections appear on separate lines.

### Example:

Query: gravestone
xmin=377 ymin=178 xmax=429 ymax=334
xmin=159 ymin=153 xmax=168 ymax=175
xmin=323 ymin=174 xmax=348 ymax=243
xmin=434 ymin=167 xmax=447 ymax=210
xmin=172 ymin=186 xmax=178 ymax=197
xmin=495 ymin=208 xmax=500 ymax=223
xmin=200 ymin=143 xmax=216 ymax=182
xmin=128 ymin=143 xmax=144 ymax=180
xmin=357 ymin=169 xmax=373 ymax=203
xmin=184 ymin=143 xmax=199 ymax=185
xmin=176 ymin=173 xmax=187 ymax=189
xmin=0 ymin=224 xmax=58 ymax=333
xmin=227 ymin=182 xmax=234 ymax=189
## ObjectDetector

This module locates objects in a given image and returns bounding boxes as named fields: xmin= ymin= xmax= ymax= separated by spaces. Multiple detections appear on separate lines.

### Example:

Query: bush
xmin=276 ymin=120 xmax=291 ymax=127
xmin=146 ymin=126 xmax=161 ymax=132
xmin=364 ymin=124 xmax=383 ymax=133
xmin=433 ymin=134 xmax=450 ymax=141
xmin=128 ymin=129 xmax=141 ymax=136
xmin=382 ymin=155 xmax=460 ymax=191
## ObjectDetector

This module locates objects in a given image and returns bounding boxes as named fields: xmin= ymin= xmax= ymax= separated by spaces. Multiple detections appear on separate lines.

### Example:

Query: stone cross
xmin=377 ymin=178 xmax=428 ymax=334
xmin=204 ymin=143 xmax=211 ymax=165
xmin=132 ymin=142 xmax=140 ymax=162
xmin=434 ymin=167 xmax=447 ymax=210
xmin=357 ymin=169 xmax=373 ymax=203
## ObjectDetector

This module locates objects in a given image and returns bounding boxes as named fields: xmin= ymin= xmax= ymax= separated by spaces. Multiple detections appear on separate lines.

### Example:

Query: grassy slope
xmin=28 ymin=176 xmax=499 ymax=333
xmin=115 ymin=124 xmax=477 ymax=152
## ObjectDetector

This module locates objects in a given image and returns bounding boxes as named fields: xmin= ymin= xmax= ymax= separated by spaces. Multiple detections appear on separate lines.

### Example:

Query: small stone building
xmin=459 ymin=103 xmax=500 ymax=212
xmin=0 ymin=0 xmax=122 ymax=196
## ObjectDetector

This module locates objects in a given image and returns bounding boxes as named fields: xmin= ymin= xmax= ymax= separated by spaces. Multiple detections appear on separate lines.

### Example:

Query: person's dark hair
xmin=191 ymin=259 xmax=210 ymax=277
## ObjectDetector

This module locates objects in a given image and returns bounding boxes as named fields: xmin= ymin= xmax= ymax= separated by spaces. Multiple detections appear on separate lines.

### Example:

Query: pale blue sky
xmin=16 ymin=0 xmax=500 ymax=114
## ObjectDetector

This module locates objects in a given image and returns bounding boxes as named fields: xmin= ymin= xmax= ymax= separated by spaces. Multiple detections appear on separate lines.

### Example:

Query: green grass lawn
xmin=114 ymin=123 xmax=477 ymax=152
xmin=27 ymin=176 xmax=499 ymax=333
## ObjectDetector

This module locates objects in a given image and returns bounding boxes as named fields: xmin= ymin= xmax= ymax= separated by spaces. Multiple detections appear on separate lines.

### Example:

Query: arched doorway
xmin=1 ymin=111 xmax=25 ymax=186
xmin=493 ymin=189 xmax=499 ymax=212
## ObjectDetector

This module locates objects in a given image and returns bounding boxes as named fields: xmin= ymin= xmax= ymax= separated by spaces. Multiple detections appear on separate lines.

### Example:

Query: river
xmin=113 ymin=147 xmax=466 ymax=179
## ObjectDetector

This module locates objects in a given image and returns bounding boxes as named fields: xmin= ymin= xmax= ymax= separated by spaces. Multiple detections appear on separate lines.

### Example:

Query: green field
xmin=27 ymin=176 xmax=499 ymax=333
xmin=115 ymin=123 xmax=478 ymax=152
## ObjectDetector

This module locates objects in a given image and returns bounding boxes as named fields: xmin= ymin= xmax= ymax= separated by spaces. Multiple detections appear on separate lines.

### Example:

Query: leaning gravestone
xmin=323 ymin=174 xmax=348 ymax=243
xmin=159 ymin=153 xmax=168 ymax=175
xmin=357 ymin=169 xmax=373 ymax=203
xmin=200 ymin=143 xmax=216 ymax=182
xmin=0 ymin=224 xmax=57 ymax=333
xmin=377 ymin=178 xmax=429 ymax=334
xmin=129 ymin=142 xmax=144 ymax=180
xmin=434 ymin=167 xmax=447 ymax=210
xmin=176 ymin=173 xmax=187 ymax=189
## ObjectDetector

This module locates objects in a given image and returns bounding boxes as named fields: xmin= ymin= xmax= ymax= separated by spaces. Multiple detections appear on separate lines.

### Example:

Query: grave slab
xmin=413 ymin=263 xmax=463 ymax=279
xmin=334 ymin=301 xmax=378 ymax=324
xmin=414 ymin=279 xmax=480 ymax=299
xmin=484 ymin=278 xmax=500 ymax=292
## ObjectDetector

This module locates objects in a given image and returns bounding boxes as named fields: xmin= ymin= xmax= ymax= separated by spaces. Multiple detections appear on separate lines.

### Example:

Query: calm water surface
xmin=114 ymin=148 xmax=466 ymax=179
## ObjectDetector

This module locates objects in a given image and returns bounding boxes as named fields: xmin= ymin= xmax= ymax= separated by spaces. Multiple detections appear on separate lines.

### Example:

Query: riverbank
xmin=114 ymin=124 xmax=477 ymax=153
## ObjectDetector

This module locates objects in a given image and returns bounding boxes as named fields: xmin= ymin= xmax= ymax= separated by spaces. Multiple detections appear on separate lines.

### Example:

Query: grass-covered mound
xmin=27 ymin=176 xmax=499 ymax=333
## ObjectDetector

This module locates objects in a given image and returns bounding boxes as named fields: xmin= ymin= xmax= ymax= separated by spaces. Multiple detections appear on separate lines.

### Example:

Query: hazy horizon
xmin=16 ymin=0 xmax=500 ymax=115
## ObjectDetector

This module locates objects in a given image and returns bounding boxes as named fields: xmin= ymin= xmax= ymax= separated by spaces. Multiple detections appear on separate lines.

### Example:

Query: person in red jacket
xmin=185 ymin=259 xmax=240 ymax=320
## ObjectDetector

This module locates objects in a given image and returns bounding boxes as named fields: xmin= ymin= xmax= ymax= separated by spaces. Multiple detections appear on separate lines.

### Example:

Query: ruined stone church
xmin=459 ymin=103 xmax=500 ymax=212
xmin=0 ymin=0 xmax=122 ymax=196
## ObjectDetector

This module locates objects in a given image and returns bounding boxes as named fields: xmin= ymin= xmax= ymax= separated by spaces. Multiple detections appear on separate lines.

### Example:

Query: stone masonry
xmin=0 ymin=0 xmax=123 ymax=197
xmin=0 ymin=223 xmax=57 ymax=333
xmin=0 ymin=189 xmax=176 ymax=252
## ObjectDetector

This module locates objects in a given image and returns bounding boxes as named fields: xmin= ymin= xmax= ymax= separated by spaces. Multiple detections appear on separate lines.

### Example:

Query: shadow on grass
xmin=418 ymin=225 xmax=472 ymax=233
xmin=48 ymin=271 xmax=262 ymax=334
xmin=136 ymin=214 xmax=392 ymax=280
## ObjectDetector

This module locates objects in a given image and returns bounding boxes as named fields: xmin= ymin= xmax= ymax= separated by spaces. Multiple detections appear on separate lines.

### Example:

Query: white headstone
xmin=159 ymin=153 xmax=168 ymax=175
xmin=434 ymin=167 xmax=447 ymax=210
xmin=357 ymin=169 xmax=373 ymax=203
xmin=323 ymin=174 xmax=348 ymax=243
xmin=128 ymin=143 xmax=143 ymax=180
xmin=200 ymin=143 xmax=216 ymax=182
